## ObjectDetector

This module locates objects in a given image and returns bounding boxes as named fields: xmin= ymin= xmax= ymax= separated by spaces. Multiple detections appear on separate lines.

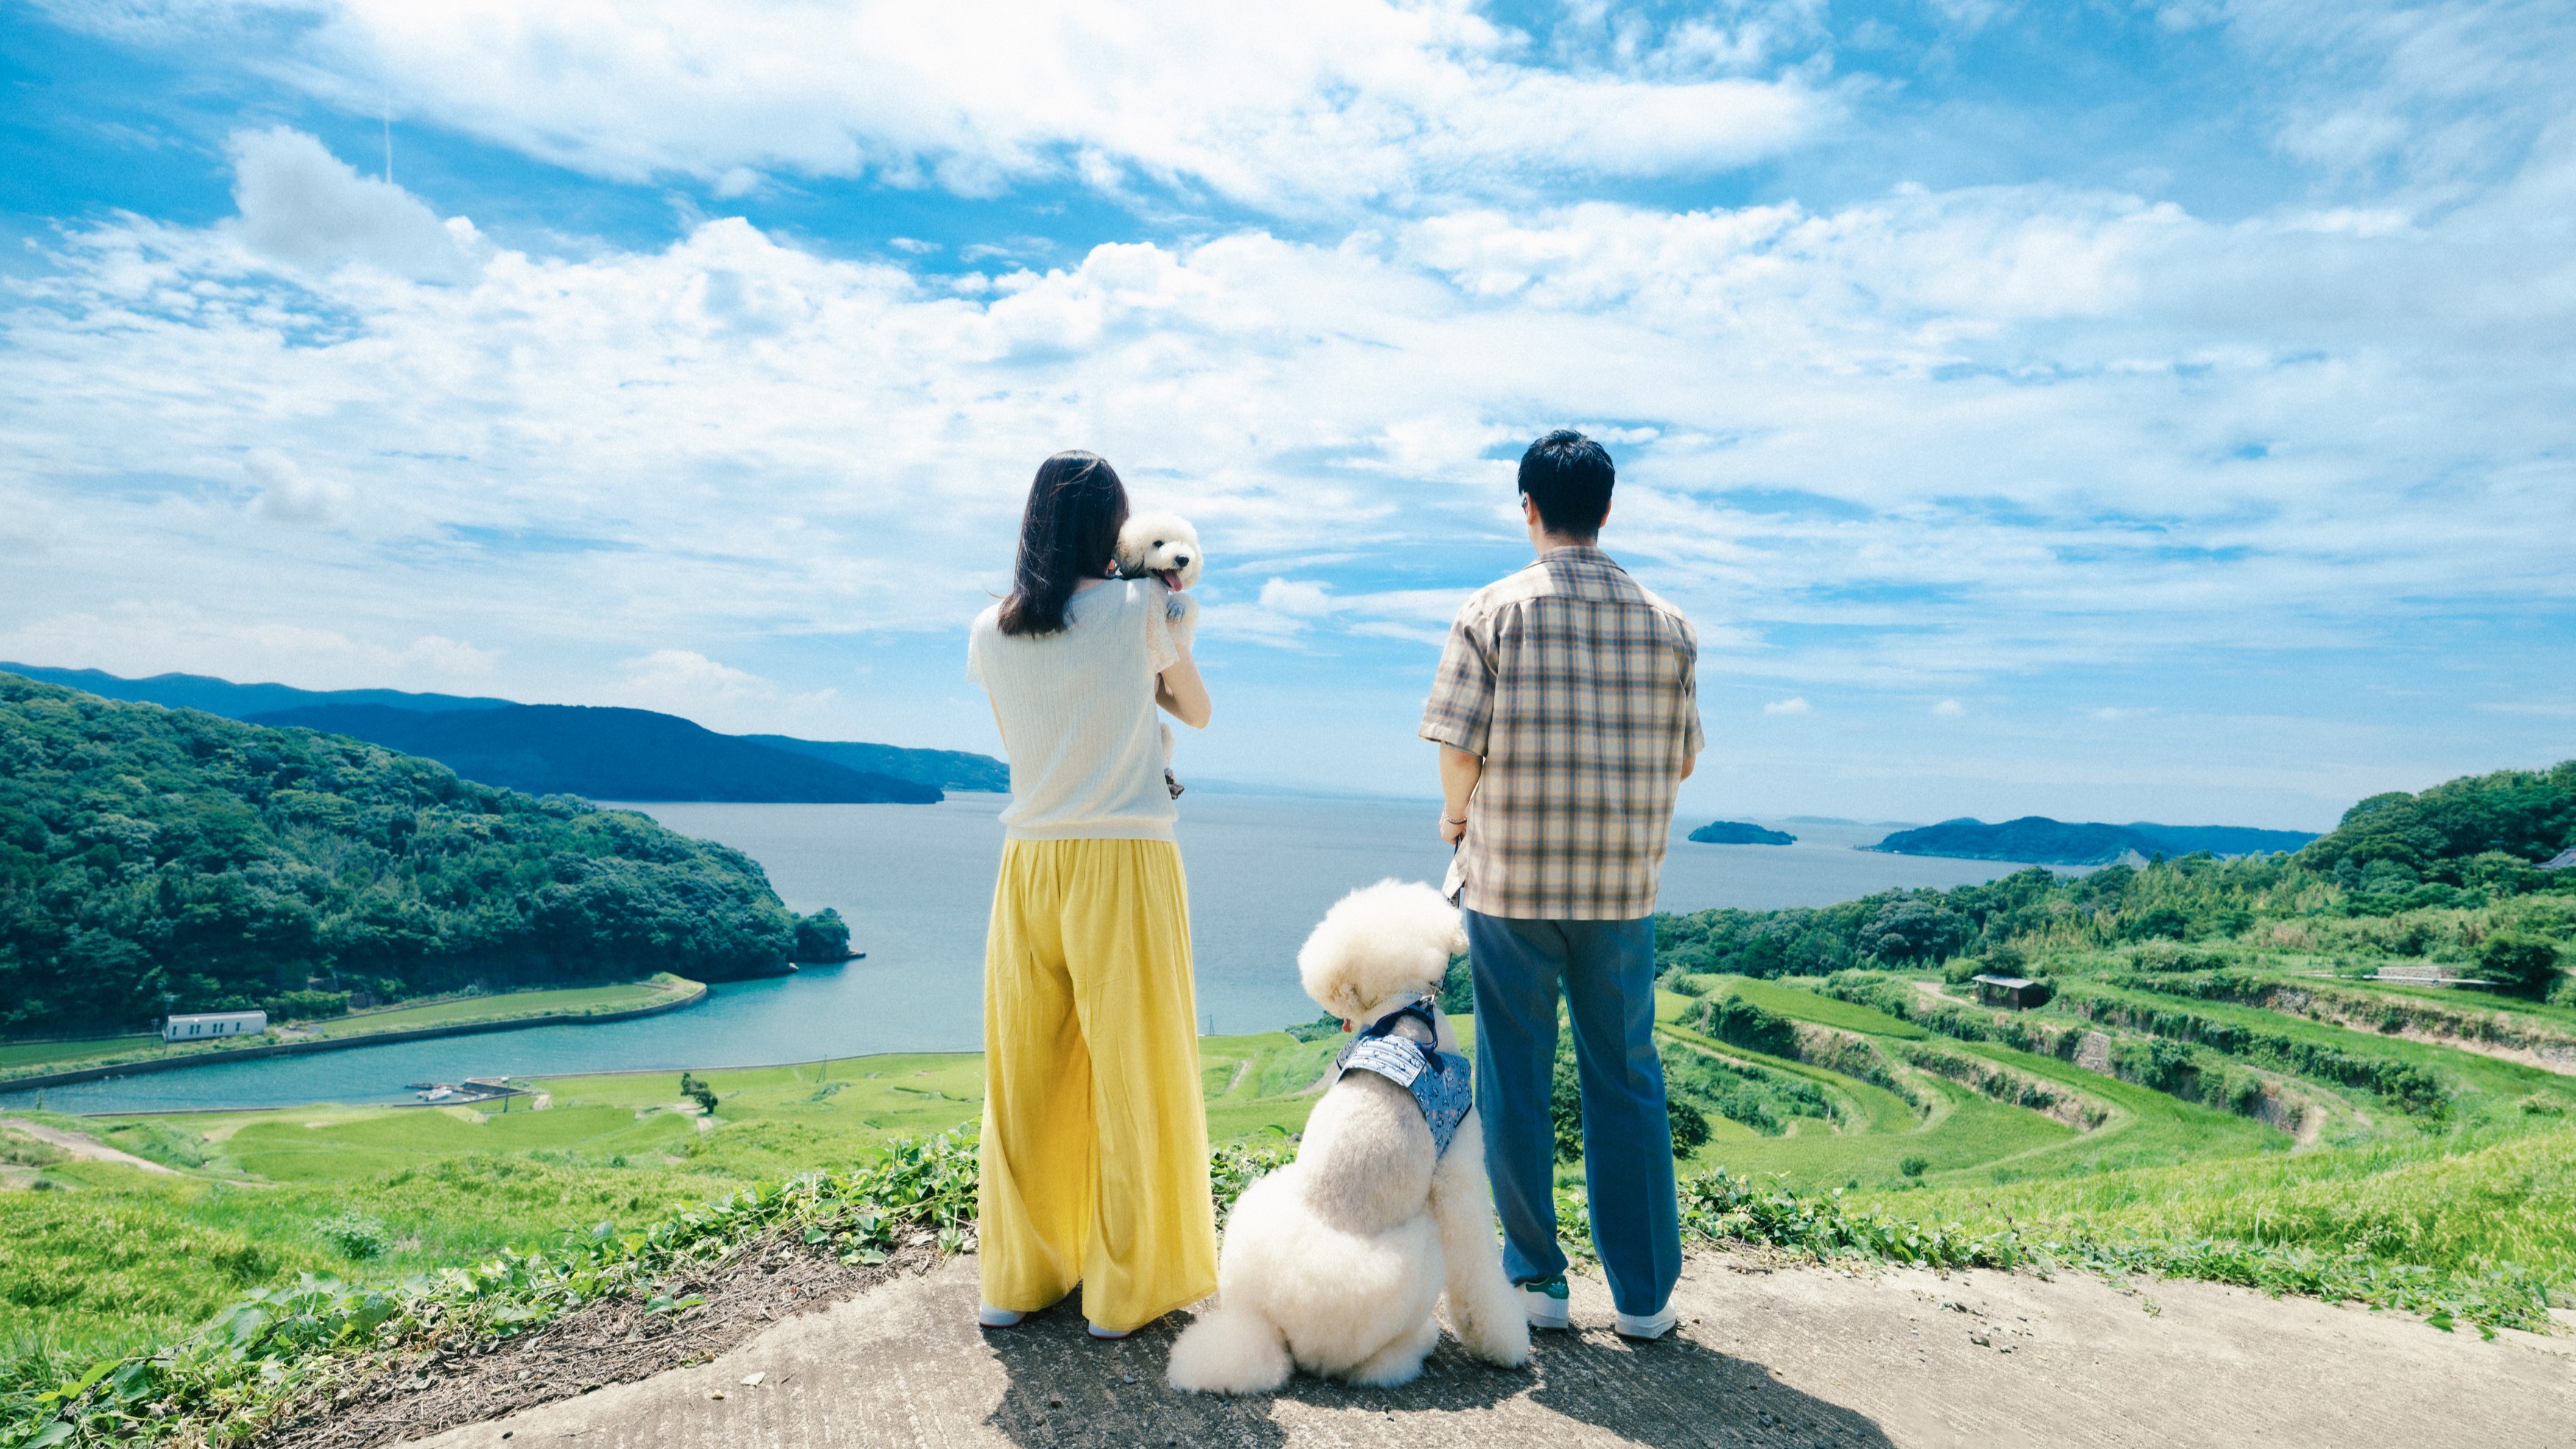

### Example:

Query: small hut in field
xmin=1972 ymin=974 xmax=2052 ymax=1010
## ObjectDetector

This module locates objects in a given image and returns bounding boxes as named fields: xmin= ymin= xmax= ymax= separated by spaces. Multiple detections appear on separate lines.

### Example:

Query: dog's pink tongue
xmin=1159 ymin=570 xmax=1180 ymax=588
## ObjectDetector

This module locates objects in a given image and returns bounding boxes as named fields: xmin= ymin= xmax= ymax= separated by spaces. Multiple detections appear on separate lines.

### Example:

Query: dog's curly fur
xmin=1166 ymin=880 xmax=1530 ymax=1394
xmin=1115 ymin=511 xmax=1201 ymax=590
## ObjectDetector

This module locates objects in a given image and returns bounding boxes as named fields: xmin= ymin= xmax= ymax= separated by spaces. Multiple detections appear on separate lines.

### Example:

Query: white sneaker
xmin=1613 ymin=1303 xmax=1679 ymax=1340
xmin=1521 ymin=1275 xmax=1571 ymax=1330
xmin=976 ymin=1303 xmax=1026 ymax=1328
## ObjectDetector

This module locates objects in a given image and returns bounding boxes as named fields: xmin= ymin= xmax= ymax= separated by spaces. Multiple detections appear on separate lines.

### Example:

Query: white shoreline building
xmin=163 ymin=1010 xmax=266 ymax=1042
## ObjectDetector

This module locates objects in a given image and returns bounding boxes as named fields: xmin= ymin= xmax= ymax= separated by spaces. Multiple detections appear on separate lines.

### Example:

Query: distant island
xmin=1864 ymin=816 xmax=2320 ymax=865
xmin=248 ymin=704 xmax=943 ymax=804
xmin=0 ymin=674 xmax=847 ymax=1038
xmin=1688 ymin=820 xmax=1797 ymax=846
xmin=1 ymin=663 xmax=1007 ymax=801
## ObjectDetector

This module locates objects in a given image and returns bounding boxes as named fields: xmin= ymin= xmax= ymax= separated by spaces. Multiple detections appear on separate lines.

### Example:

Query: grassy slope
xmin=1693 ymin=965 xmax=2576 ymax=1292
xmin=2062 ymin=977 xmax=2576 ymax=1126
xmin=9 ymin=964 xmax=2575 ymax=1401
xmin=0 ymin=1033 xmax=1316 ymax=1388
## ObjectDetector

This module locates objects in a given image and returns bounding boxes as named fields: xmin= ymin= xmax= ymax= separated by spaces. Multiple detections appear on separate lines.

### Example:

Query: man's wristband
xmin=1443 ymin=814 xmax=1468 ymax=826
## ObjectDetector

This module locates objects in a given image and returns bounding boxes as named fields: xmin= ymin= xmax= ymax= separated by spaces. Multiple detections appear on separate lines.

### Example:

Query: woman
xmin=965 ymin=449 xmax=1217 ymax=1339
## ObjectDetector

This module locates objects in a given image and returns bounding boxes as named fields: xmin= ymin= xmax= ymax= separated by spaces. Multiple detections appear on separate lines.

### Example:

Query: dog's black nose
xmin=1175 ymin=554 xmax=1191 ymax=567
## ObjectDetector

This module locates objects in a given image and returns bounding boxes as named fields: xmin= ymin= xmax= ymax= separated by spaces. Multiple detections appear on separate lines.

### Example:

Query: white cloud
xmin=243 ymin=447 xmax=351 ymax=525
xmin=2 ymin=117 xmax=2572 ymax=745
xmin=1259 ymin=579 xmax=1338 ymax=619
xmin=0 ymin=603 xmax=498 ymax=685
xmin=226 ymin=126 xmax=485 ymax=281
xmin=609 ymin=649 xmax=837 ymax=734
xmin=85 ymin=1 xmax=1826 ymax=214
xmin=1764 ymin=696 xmax=1812 ymax=715
xmin=1933 ymin=698 xmax=1966 ymax=717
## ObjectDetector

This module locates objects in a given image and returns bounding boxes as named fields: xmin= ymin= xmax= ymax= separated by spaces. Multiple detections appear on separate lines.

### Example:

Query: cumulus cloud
xmin=80 ymin=1 xmax=1827 ymax=213
xmin=226 ymin=127 xmax=484 ymax=280
xmin=243 ymin=447 xmax=351 ymax=525
xmin=6 ymin=119 xmax=2572 ymax=705
xmin=2 ymin=0 xmax=2574 ymax=815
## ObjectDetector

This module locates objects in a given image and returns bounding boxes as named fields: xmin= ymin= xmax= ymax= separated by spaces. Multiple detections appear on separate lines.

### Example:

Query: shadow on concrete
xmin=1519 ymin=1325 xmax=1895 ymax=1448
xmin=981 ymin=1303 xmax=1894 ymax=1448
xmin=983 ymin=1300 xmax=1287 ymax=1449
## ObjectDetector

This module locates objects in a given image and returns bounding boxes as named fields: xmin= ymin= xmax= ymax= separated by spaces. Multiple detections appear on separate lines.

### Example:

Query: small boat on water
xmin=408 ymin=1077 xmax=526 ymax=1105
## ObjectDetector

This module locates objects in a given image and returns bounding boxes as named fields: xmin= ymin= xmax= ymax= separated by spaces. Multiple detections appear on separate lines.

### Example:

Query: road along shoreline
xmin=0 ymin=981 xmax=710 ymax=1096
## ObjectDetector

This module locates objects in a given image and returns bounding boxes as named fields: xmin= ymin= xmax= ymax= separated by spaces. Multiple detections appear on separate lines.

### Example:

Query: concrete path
xmin=408 ymin=1252 xmax=2575 ymax=1449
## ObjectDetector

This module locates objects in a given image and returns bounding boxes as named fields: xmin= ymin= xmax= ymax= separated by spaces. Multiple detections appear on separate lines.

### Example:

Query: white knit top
xmin=967 ymin=578 xmax=1181 ymax=841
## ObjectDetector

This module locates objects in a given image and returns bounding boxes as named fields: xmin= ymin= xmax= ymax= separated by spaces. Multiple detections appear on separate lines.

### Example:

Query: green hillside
xmin=6 ymin=759 xmax=2574 ymax=1444
xmin=0 ymin=675 xmax=841 ymax=1036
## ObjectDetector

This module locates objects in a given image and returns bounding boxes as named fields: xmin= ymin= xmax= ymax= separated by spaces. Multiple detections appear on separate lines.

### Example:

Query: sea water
xmin=6 ymin=794 xmax=2045 ymax=1113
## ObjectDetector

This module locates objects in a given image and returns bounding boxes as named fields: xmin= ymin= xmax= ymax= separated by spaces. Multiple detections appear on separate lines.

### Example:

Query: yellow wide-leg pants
xmin=977 ymin=837 xmax=1217 ymax=1332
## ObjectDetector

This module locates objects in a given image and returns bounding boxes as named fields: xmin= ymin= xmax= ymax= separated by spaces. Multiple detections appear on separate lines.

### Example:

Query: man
xmin=1419 ymin=429 xmax=1703 ymax=1339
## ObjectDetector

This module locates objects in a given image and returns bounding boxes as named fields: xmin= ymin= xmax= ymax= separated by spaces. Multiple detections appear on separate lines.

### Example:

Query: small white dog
xmin=1115 ymin=510 xmax=1202 ymax=798
xmin=1114 ymin=510 xmax=1201 ymax=592
xmin=1166 ymin=880 xmax=1530 ymax=1394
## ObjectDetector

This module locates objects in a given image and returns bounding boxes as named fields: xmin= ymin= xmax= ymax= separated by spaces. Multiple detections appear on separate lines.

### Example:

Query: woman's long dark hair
xmin=997 ymin=450 xmax=1129 ymax=637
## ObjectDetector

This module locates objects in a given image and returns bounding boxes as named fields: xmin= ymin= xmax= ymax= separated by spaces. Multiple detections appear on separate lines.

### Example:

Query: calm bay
xmin=7 ymin=793 xmax=2048 ymax=1113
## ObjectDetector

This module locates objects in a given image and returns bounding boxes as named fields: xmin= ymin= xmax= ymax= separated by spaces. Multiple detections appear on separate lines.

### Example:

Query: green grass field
xmin=305 ymin=977 xmax=700 ymax=1037
xmin=7 ymin=950 xmax=2574 ymax=1416
xmin=0 ymin=1037 xmax=160 ymax=1071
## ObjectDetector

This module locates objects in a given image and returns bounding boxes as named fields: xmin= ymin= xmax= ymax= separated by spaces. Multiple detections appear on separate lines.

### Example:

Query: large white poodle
xmin=1166 ymin=880 xmax=1530 ymax=1393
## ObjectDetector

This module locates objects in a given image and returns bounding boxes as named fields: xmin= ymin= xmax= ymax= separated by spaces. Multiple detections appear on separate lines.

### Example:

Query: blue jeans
xmin=1465 ymin=910 xmax=1681 ymax=1317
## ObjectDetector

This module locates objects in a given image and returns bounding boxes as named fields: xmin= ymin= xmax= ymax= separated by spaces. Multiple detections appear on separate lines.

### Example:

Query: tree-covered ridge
xmin=0 ymin=676 xmax=836 ymax=1035
xmin=1657 ymin=760 xmax=2575 ymax=990
xmin=1861 ymin=817 xmax=2320 ymax=866
xmin=2300 ymin=760 xmax=2576 ymax=877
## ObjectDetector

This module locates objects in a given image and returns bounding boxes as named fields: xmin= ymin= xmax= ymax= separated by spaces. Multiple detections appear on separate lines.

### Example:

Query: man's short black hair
xmin=1517 ymin=429 xmax=1614 ymax=539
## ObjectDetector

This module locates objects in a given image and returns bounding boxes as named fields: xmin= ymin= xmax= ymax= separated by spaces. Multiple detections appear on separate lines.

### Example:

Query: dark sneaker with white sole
xmin=1521 ymin=1274 xmax=1571 ymax=1330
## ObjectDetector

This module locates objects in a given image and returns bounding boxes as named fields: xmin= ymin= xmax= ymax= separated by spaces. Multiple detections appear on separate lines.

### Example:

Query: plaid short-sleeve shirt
xmin=1419 ymin=545 xmax=1704 ymax=921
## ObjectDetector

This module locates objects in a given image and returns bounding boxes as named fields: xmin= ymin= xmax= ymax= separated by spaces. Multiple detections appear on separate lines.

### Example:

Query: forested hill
xmin=0 ymin=662 xmax=512 ymax=717
xmin=1659 ymin=761 xmax=2575 ymax=987
xmin=4 ymin=662 xmax=1005 ymax=796
xmin=1866 ymin=816 xmax=2317 ymax=865
xmin=743 ymin=734 xmax=1008 ymax=793
xmin=0 ymin=676 xmax=846 ymax=1036
xmin=250 ymin=704 xmax=941 ymax=804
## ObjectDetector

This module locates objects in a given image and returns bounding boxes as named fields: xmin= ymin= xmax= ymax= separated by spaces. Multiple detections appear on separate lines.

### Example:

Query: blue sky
xmin=2 ymin=0 xmax=2571 ymax=829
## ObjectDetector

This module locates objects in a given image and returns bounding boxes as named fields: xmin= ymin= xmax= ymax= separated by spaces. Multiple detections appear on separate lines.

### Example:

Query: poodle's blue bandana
xmin=1335 ymin=997 xmax=1474 ymax=1157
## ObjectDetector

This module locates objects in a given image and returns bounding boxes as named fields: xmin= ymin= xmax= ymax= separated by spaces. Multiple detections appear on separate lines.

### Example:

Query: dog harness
xmin=1334 ymin=996 xmax=1474 ymax=1157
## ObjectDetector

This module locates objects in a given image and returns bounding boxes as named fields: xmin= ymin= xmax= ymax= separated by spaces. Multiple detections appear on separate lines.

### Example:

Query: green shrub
xmin=679 ymin=1073 xmax=719 ymax=1116
xmin=1666 ymin=1100 xmax=1711 ymax=1157
xmin=1438 ymin=954 xmax=1474 ymax=1015
xmin=259 ymin=990 xmax=350 ymax=1021
xmin=2477 ymin=933 xmax=2565 ymax=999
xmin=1551 ymin=1051 xmax=1582 ymax=1163
xmin=1899 ymin=1155 xmax=1928 ymax=1178
xmin=1694 ymin=995 xmax=1801 ymax=1058
xmin=313 ymin=1212 xmax=389 ymax=1261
